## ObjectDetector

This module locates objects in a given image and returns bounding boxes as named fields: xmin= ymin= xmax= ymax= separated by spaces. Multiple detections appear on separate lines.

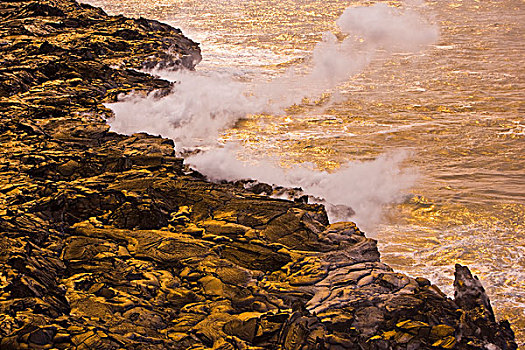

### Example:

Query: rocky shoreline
xmin=0 ymin=1 xmax=518 ymax=349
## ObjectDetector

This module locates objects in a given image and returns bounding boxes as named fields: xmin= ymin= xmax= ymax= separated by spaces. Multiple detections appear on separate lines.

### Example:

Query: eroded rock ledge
xmin=0 ymin=1 xmax=517 ymax=349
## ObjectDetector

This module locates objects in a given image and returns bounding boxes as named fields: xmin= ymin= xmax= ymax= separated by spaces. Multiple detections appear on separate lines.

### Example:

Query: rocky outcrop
xmin=0 ymin=0 xmax=518 ymax=349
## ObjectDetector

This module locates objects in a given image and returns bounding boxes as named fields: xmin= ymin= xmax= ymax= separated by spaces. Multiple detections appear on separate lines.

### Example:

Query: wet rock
xmin=28 ymin=327 xmax=56 ymax=345
xmin=396 ymin=320 xmax=431 ymax=337
xmin=454 ymin=264 xmax=517 ymax=350
xmin=430 ymin=324 xmax=455 ymax=339
xmin=416 ymin=277 xmax=431 ymax=287
xmin=454 ymin=263 xmax=494 ymax=321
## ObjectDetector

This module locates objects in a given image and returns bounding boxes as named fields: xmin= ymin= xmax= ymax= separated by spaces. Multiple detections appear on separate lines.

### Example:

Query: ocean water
xmin=83 ymin=0 xmax=524 ymax=345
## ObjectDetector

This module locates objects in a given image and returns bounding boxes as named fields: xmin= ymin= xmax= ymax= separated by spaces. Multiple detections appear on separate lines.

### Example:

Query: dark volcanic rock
xmin=0 ymin=0 xmax=517 ymax=349
xmin=453 ymin=264 xmax=516 ymax=349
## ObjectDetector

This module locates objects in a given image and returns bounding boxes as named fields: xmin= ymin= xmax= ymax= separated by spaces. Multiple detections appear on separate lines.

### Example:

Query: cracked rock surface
xmin=0 ymin=0 xmax=518 ymax=349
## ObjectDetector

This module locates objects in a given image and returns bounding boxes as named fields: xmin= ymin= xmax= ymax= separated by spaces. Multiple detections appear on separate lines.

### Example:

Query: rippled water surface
xmin=84 ymin=0 xmax=525 ymax=345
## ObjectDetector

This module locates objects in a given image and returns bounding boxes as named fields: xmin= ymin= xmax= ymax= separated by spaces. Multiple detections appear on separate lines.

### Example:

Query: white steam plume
xmin=336 ymin=3 xmax=438 ymax=52
xmin=107 ymin=3 xmax=439 ymax=148
xmin=106 ymin=2 xmax=438 ymax=228
xmin=187 ymin=146 xmax=417 ymax=231
xmin=107 ymin=70 xmax=263 ymax=147
xmin=256 ymin=3 xmax=438 ymax=106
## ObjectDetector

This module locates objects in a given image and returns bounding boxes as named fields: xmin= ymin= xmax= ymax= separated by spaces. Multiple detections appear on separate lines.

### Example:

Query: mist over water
xmin=253 ymin=3 xmax=438 ymax=107
xmin=109 ymin=3 xmax=438 ymax=147
xmin=107 ymin=3 xmax=437 ymax=228
xmin=187 ymin=146 xmax=417 ymax=230
xmin=108 ymin=70 xmax=259 ymax=146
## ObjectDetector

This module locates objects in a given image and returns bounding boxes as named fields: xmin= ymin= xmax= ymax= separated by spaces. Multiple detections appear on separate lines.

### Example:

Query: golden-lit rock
xmin=432 ymin=336 xmax=457 ymax=349
xmin=431 ymin=324 xmax=455 ymax=339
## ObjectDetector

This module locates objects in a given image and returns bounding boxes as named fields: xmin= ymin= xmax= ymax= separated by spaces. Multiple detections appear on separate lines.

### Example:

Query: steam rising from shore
xmin=107 ymin=3 xmax=438 ymax=228
xmin=108 ymin=3 xmax=438 ymax=147
xmin=108 ymin=70 xmax=261 ymax=146
xmin=187 ymin=147 xmax=417 ymax=230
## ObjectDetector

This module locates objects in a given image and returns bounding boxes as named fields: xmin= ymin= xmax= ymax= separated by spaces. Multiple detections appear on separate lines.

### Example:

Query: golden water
xmin=84 ymin=0 xmax=524 ymax=344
